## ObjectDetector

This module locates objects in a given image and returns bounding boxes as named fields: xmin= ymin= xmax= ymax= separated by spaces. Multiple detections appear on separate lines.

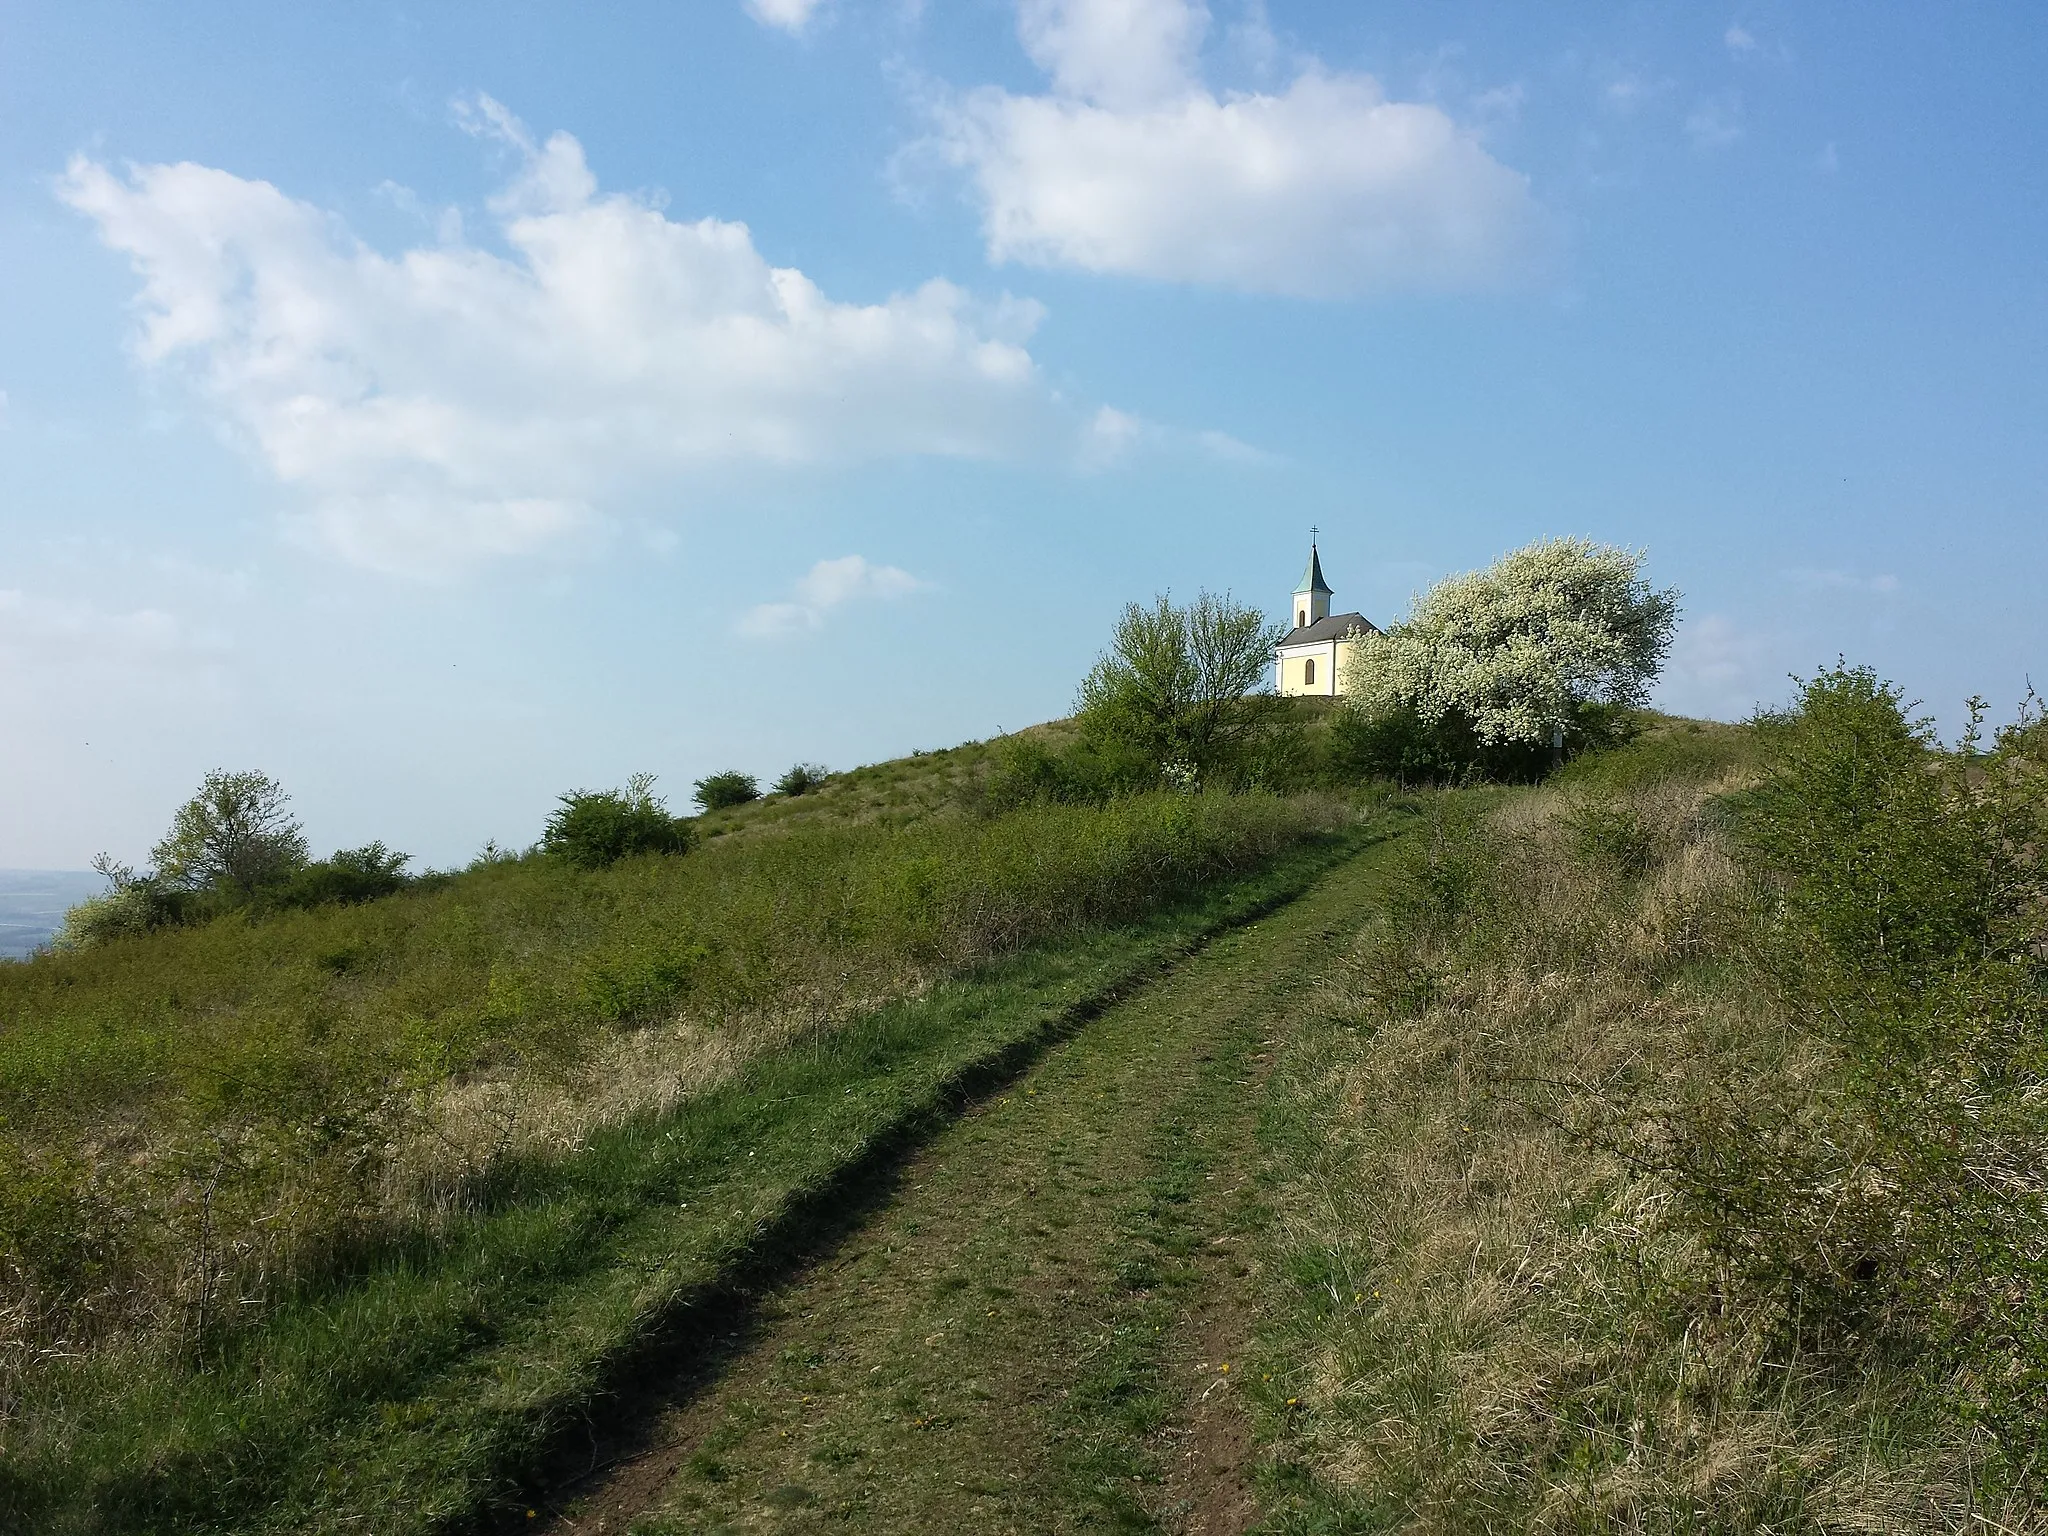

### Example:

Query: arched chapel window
xmin=1304 ymin=657 xmax=1316 ymax=686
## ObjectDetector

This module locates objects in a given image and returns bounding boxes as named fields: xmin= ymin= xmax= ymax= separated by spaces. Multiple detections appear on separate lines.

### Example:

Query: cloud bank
xmin=62 ymin=98 xmax=1068 ymax=576
xmin=738 ymin=554 xmax=924 ymax=637
xmin=746 ymin=0 xmax=829 ymax=36
xmin=929 ymin=0 xmax=1547 ymax=298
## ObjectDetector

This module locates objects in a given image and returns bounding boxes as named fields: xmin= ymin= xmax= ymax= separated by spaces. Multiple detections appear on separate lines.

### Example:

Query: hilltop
xmin=4 ymin=555 xmax=2041 ymax=1531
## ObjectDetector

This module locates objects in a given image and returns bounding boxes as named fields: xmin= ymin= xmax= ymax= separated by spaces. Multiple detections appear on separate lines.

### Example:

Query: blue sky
xmin=2 ymin=0 xmax=2043 ymax=869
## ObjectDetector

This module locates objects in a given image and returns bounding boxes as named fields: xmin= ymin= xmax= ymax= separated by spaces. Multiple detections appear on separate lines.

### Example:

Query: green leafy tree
xmin=1074 ymin=591 xmax=1286 ymax=787
xmin=542 ymin=774 xmax=694 ymax=869
xmin=774 ymin=762 xmax=830 ymax=797
xmin=694 ymin=770 xmax=761 ymax=812
xmin=152 ymin=770 xmax=309 ymax=898
xmin=1344 ymin=538 xmax=1679 ymax=754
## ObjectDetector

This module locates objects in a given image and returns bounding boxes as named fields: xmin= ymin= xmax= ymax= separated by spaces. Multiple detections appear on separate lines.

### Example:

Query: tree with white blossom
xmin=1342 ymin=538 xmax=1680 ymax=750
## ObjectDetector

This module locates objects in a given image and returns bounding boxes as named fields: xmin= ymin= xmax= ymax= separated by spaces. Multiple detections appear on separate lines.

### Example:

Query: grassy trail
xmin=538 ymin=828 xmax=1413 ymax=1535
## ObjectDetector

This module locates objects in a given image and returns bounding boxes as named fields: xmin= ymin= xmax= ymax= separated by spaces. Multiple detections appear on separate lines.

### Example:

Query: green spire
xmin=1293 ymin=543 xmax=1331 ymax=597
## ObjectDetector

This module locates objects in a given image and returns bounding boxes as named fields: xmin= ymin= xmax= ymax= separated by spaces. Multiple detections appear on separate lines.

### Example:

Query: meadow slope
xmin=0 ymin=758 xmax=1355 ymax=1533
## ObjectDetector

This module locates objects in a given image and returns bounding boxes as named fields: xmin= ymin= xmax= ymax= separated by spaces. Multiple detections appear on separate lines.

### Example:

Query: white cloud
xmin=1724 ymin=22 xmax=1791 ymax=64
xmin=0 ymin=589 xmax=190 ymax=663
xmin=1656 ymin=612 xmax=1774 ymax=720
xmin=0 ymin=587 xmax=231 ymax=716
xmin=926 ymin=0 xmax=1547 ymax=298
xmin=1076 ymin=402 xmax=1273 ymax=469
xmin=746 ymin=0 xmax=829 ymax=35
xmin=1784 ymin=568 xmax=1900 ymax=596
xmin=1815 ymin=141 xmax=1840 ymax=175
xmin=1684 ymin=92 xmax=1744 ymax=150
xmin=1082 ymin=403 xmax=1145 ymax=468
xmin=737 ymin=555 xmax=924 ymax=637
xmin=61 ymin=97 xmax=1070 ymax=577
xmin=1017 ymin=0 xmax=1208 ymax=110
xmin=1600 ymin=70 xmax=1669 ymax=116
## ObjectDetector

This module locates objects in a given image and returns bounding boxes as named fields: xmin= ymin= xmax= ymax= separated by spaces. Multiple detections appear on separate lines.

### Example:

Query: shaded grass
xmin=2 ymin=814 xmax=1374 ymax=1534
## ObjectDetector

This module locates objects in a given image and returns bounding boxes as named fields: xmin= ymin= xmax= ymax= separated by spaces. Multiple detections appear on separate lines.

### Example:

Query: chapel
xmin=1274 ymin=540 xmax=1378 ymax=698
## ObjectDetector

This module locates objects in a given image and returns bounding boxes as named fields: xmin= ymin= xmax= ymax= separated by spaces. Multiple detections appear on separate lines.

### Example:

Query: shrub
xmin=774 ymin=762 xmax=830 ymax=797
xmin=50 ymin=862 xmax=189 ymax=950
xmin=693 ymin=770 xmax=761 ymax=812
xmin=1326 ymin=699 xmax=1639 ymax=785
xmin=273 ymin=843 xmax=413 ymax=908
xmin=1340 ymin=538 xmax=1678 ymax=777
xmin=1326 ymin=701 xmax=1477 ymax=786
xmin=974 ymin=733 xmax=1158 ymax=813
xmin=1665 ymin=666 xmax=2048 ymax=1452
xmin=542 ymin=774 xmax=695 ymax=869
xmin=1075 ymin=591 xmax=1294 ymax=789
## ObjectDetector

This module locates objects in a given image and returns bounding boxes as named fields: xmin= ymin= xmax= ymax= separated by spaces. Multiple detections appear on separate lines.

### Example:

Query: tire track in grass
xmin=536 ymin=827 xmax=1414 ymax=1535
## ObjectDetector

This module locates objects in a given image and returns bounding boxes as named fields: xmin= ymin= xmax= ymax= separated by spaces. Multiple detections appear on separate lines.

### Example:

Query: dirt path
xmin=531 ymin=837 xmax=1402 ymax=1535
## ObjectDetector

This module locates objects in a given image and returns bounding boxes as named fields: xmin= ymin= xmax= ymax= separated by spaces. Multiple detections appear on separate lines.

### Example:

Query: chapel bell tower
xmin=1292 ymin=539 xmax=1333 ymax=632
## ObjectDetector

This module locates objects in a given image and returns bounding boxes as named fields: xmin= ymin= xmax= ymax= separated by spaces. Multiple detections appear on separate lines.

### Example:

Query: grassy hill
xmin=1253 ymin=710 xmax=2045 ymax=1530
xmin=4 ymin=703 xmax=2041 ymax=1532
xmin=0 ymin=735 xmax=1359 ymax=1533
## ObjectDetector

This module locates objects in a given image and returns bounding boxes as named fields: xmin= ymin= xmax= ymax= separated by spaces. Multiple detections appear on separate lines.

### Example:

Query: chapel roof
xmin=1293 ymin=544 xmax=1333 ymax=597
xmin=1278 ymin=611 xmax=1378 ymax=647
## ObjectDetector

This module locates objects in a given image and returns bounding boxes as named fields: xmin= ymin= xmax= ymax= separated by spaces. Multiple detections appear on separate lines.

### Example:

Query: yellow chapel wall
xmin=1277 ymin=637 xmax=1363 ymax=698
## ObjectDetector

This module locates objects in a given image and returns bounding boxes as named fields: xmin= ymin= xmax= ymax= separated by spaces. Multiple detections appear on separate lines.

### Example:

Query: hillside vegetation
xmin=10 ymin=549 xmax=2039 ymax=1532
xmin=0 ymin=761 xmax=1350 ymax=1531
xmin=1253 ymin=683 xmax=2048 ymax=1529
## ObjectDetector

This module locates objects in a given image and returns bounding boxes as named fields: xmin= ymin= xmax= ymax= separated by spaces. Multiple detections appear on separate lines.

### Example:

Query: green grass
xmin=615 ymin=816 xmax=1419 ymax=1535
xmin=0 ymin=801 xmax=1370 ymax=1534
xmin=1 ymin=790 xmax=1330 ymax=1363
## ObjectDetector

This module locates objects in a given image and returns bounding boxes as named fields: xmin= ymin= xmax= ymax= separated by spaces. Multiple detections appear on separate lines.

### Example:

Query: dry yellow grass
xmin=1256 ymin=768 xmax=2037 ymax=1532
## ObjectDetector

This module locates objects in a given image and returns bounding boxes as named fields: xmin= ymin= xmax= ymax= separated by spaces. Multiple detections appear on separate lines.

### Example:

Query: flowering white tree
xmin=1343 ymin=538 xmax=1679 ymax=746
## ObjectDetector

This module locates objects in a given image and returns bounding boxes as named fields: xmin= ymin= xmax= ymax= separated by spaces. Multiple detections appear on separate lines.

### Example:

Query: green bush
xmin=694 ymin=770 xmax=761 ymax=811
xmin=773 ymin=762 xmax=830 ymax=797
xmin=51 ymin=874 xmax=188 ymax=950
xmin=975 ymin=734 xmax=1156 ymax=812
xmin=1074 ymin=591 xmax=1294 ymax=790
xmin=52 ymin=775 xmax=426 ymax=948
xmin=1327 ymin=699 xmax=1637 ymax=785
xmin=1672 ymin=666 xmax=2048 ymax=1452
xmin=272 ymin=843 xmax=413 ymax=908
xmin=542 ymin=774 xmax=695 ymax=869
